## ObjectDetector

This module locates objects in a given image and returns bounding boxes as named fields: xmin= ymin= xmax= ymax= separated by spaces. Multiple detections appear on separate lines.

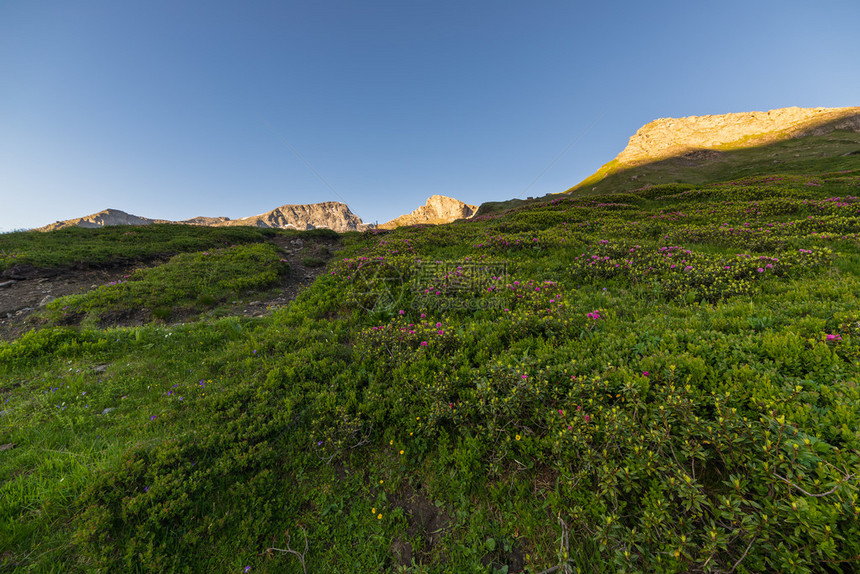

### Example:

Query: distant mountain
xmin=378 ymin=195 xmax=477 ymax=229
xmin=36 ymin=197 xmax=479 ymax=234
xmin=221 ymin=201 xmax=370 ymax=232
xmin=38 ymin=209 xmax=172 ymax=231
xmin=566 ymin=106 xmax=860 ymax=196
xmin=37 ymin=202 xmax=373 ymax=233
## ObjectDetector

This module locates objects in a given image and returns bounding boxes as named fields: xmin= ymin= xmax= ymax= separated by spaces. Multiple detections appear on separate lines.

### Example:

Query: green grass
xmin=2 ymin=169 xmax=860 ymax=572
xmin=0 ymin=224 xmax=279 ymax=272
xmin=37 ymin=243 xmax=289 ymax=326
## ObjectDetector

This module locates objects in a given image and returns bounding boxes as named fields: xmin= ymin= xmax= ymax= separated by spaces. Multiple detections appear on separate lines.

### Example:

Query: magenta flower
xmin=420 ymin=341 xmax=428 ymax=346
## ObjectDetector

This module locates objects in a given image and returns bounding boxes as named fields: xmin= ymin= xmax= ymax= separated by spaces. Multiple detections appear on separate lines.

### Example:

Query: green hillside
xmin=3 ymin=164 xmax=860 ymax=572
xmin=565 ymin=131 xmax=860 ymax=198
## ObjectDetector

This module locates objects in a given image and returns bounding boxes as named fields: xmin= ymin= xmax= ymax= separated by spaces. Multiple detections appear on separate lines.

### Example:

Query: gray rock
xmin=39 ymin=295 xmax=55 ymax=307
xmin=0 ymin=280 xmax=16 ymax=288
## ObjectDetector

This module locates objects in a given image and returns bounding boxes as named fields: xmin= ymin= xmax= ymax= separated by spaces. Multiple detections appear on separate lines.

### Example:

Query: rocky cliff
xmin=379 ymin=195 xmax=477 ymax=229
xmin=615 ymin=106 xmax=860 ymax=167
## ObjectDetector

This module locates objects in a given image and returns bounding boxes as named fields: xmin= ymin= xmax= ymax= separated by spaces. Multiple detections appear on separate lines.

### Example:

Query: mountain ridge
xmin=37 ymin=201 xmax=373 ymax=233
xmin=565 ymin=105 xmax=860 ymax=196
xmin=614 ymin=106 xmax=860 ymax=167
xmin=38 ymin=195 xmax=479 ymax=234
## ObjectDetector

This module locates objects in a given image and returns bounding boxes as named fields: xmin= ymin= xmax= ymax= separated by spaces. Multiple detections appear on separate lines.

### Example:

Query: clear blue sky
xmin=1 ymin=0 xmax=858 ymax=231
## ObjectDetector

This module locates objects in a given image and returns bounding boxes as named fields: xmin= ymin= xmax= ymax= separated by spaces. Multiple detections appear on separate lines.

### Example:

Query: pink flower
xmin=584 ymin=414 xmax=590 ymax=423
xmin=558 ymin=409 xmax=564 ymax=415
xmin=420 ymin=341 xmax=428 ymax=346
xmin=642 ymin=371 xmax=649 ymax=377
xmin=399 ymin=309 xmax=405 ymax=315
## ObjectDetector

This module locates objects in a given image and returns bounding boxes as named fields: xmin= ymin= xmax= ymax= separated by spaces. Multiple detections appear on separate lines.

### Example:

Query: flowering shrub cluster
xmin=569 ymin=239 xmax=832 ymax=302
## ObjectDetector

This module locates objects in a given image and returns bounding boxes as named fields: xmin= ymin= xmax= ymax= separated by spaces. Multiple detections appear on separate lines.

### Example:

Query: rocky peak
xmin=225 ymin=201 xmax=371 ymax=232
xmin=615 ymin=106 xmax=860 ymax=167
xmin=379 ymin=195 xmax=477 ymax=229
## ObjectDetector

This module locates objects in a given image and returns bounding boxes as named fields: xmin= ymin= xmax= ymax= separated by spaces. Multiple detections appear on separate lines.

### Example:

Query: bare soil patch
xmin=0 ymin=263 xmax=147 ymax=341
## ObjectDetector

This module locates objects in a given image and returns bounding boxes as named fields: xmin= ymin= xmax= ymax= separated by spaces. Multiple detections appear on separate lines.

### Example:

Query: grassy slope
xmin=2 ymin=168 xmax=860 ymax=572
xmin=564 ymin=131 xmax=860 ymax=197
xmin=0 ymin=224 xmax=283 ymax=273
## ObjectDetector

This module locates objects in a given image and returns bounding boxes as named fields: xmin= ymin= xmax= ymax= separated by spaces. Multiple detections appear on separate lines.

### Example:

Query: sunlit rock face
xmin=614 ymin=106 xmax=860 ymax=167
xmin=379 ymin=195 xmax=478 ymax=229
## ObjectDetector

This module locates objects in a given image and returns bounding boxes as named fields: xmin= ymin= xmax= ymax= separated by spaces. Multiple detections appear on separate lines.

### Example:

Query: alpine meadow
xmin=3 ymin=125 xmax=860 ymax=573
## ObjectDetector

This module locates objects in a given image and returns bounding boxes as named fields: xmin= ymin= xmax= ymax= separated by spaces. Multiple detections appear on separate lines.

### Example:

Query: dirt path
xmin=0 ymin=235 xmax=341 ymax=342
